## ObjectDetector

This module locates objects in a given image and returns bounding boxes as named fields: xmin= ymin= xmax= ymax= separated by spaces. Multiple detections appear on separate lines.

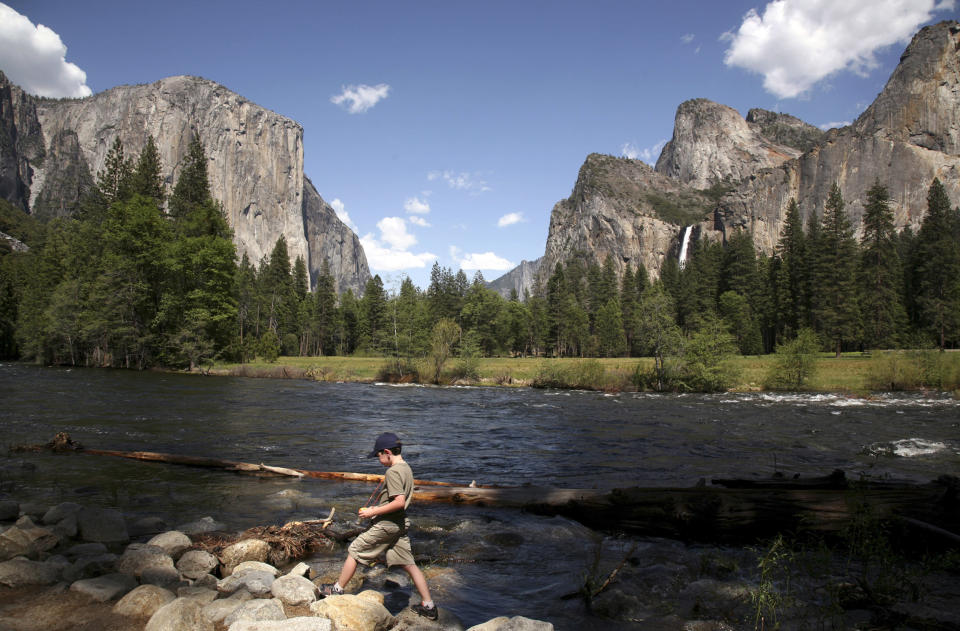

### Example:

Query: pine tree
xmin=96 ymin=137 xmax=132 ymax=209
xmin=812 ymin=183 xmax=860 ymax=356
xmin=774 ymin=198 xmax=808 ymax=339
xmin=858 ymin=181 xmax=907 ymax=349
xmin=128 ymin=136 xmax=165 ymax=204
xmin=312 ymin=259 xmax=337 ymax=356
xmin=914 ymin=179 xmax=960 ymax=349
xmin=360 ymin=275 xmax=389 ymax=352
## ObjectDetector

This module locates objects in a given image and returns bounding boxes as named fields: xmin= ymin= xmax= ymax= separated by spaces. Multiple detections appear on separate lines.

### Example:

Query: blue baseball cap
xmin=368 ymin=432 xmax=401 ymax=457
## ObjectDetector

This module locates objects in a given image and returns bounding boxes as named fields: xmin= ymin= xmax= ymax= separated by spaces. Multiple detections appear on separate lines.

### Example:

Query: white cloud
xmin=681 ymin=33 xmax=696 ymax=44
xmin=376 ymin=216 xmax=416 ymax=251
xmin=409 ymin=216 xmax=431 ymax=227
xmin=497 ymin=212 xmax=524 ymax=228
xmin=722 ymin=0 xmax=954 ymax=99
xmin=0 ymin=4 xmax=91 ymax=98
xmin=404 ymin=196 xmax=430 ymax=214
xmin=360 ymin=217 xmax=435 ymax=272
xmin=621 ymin=140 xmax=667 ymax=165
xmin=455 ymin=251 xmax=516 ymax=271
xmin=427 ymin=170 xmax=491 ymax=194
xmin=330 ymin=198 xmax=359 ymax=233
xmin=330 ymin=83 xmax=390 ymax=113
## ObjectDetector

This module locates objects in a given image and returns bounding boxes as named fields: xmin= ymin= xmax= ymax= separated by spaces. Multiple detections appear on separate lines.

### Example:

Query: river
xmin=1 ymin=362 xmax=958 ymax=629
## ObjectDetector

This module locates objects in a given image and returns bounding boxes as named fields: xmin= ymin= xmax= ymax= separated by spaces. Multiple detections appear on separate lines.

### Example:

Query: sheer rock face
xmin=0 ymin=71 xmax=44 ymax=212
xmin=654 ymin=99 xmax=808 ymax=189
xmin=301 ymin=177 xmax=370 ymax=294
xmin=0 ymin=74 xmax=369 ymax=293
xmin=718 ymin=20 xmax=960 ymax=255
xmin=487 ymin=258 xmax=542 ymax=299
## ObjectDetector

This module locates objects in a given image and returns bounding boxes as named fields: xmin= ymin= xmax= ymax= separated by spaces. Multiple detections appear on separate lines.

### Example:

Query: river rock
xmin=176 ymin=585 xmax=219 ymax=603
xmin=145 ymin=596 xmax=214 ymax=631
xmin=219 ymin=569 xmax=276 ymax=597
xmin=141 ymin=564 xmax=184 ymax=589
xmin=147 ymin=530 xmax=192 ymax=559
xmin=63 ymin=552 xmax=119 ymax=582
xmin=221 ymin=539 xmax=272 ymax=575
xmin=465 ymin=617 xmax=554 ymax=631
xmin=42 ymin=501 xmax=82 ymax=524
xmin=64 ymin=542 xmax=108 ymax=557
xmin=176 ymin=549 xmax=218 ymax=579
xmin=70 ymin=572 xmax=138 ymax=602
xmin=286 ymin=562 xmax=311 ymax=578
xmin=223 ymin=598 xmax=287 ymax=627
xmin=270 ymin=573 xmax=317 ymax=606
xmin=77 ymin=507 xmax=129 ymax=543
xmin=51 ymin=512 xmax=78 ymax=538
xmin=113 ymin=584 xmax=177 ymax=618
xmin=0 ymin=557 xmax=63 ymax=586
xmin=0 ymin=500 xmax=18 ymax=521
xmin=392 ymin=606 xmax=465 ymax=630
xmin=229 ymin=618 xmax=333 ymax=631
xmin=0 ymin=518 xmax=59 ymax=560
xmin=117 ymin=543 xmax=176 ymax=577
xmin=233 ymin=561 xmax=281 ymax=577
xmin=308 ymin=590 xmax=395 ymax=631
xmin=202 ymin=591 xmax=252 ymax=624
xmin=176 ymin=516 xmax=226 ymax=535
xmin=18 ymin=502 xmax=48 ymax=519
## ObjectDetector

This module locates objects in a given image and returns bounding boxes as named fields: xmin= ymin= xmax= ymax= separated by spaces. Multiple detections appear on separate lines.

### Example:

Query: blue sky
xmin=1 ymin=0 xmax=955 ymax=290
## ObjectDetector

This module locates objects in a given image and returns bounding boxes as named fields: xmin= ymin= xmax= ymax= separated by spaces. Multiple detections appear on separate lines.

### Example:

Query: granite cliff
xmin=492 ymin=20 xmax=960 ymax=298
xmin=0 ymin=73 xmax=370 ymax=293
xmin=718 ymin=20 xmax=960 ymax=254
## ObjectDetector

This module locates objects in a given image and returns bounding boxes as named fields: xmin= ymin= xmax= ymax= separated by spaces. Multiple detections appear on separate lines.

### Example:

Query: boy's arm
xmin=359 ymin=494 xmax=405 ymax=519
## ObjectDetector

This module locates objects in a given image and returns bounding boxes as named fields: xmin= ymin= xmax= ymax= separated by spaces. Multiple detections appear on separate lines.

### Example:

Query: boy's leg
xmin=337 ymin=555 xmax=358 ymax=589
xmin=403 ymin=563 xmax=432 ymax=604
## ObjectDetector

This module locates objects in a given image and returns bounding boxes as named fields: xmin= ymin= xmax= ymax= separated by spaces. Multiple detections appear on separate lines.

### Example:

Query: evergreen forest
xmin=2 ymin=137 xmax=959 ymax=378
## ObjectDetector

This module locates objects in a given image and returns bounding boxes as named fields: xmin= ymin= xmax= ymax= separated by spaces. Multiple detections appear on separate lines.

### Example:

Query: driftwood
xmin=14 ymin=434 xmax=481 ymax=488
xmin=16 ymin=434 xmax=960 ymax=544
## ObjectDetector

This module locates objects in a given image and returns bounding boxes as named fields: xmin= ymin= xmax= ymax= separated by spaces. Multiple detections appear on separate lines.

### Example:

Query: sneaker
xmin=318 ymin=583 xmax=343 ymax=597
xmin=412 ymin=603 xmax=438 ymax=620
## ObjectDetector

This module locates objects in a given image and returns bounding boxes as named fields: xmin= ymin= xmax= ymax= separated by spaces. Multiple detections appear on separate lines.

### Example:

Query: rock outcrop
xmin=528 ymin=154 xmax=713 ymax=294
xmin=0 ymin=72 xmax=370 ymax=294
xmin=655 ymin=98 xmax=810 ymax=189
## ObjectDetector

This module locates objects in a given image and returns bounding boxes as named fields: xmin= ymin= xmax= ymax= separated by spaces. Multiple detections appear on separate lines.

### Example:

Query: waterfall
xmin=678 ymin=225 xmax=692 ymax=270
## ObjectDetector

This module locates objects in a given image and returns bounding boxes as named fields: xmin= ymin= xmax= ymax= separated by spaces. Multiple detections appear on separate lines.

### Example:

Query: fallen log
xmin=15 ymin=433 xmax=486 ymax=488
xmin=15 ymin=434 xmax=959 ymax=544
xmin=414 ymin=477 xmax=959 ymax=543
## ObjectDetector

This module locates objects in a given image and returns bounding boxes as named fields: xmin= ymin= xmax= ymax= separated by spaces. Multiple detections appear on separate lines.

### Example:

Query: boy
xmin=320 ymin=432 xmax=438 ymax=620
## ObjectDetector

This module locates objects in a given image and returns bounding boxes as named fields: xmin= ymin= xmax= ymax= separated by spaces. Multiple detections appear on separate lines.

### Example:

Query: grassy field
xmin=210 ymin=351 xmax=960 ymax=395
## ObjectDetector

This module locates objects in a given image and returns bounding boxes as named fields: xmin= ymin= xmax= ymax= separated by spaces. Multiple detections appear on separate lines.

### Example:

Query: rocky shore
xmin=0 ymin=498 xmax=553 ymax=631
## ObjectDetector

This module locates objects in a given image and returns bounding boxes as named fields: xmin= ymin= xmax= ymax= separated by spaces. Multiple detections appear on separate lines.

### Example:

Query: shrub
xmin=867 ymin=349 xmax=960 ymax=391
xmin=257 ymin=331 xmax=280 ymax=363
xmin=532 ymin=359 xmax=607 ymax=390
xmin=375 ymin=357 xmax=420 ymax=383
xmin=764 ymin=328 xmax=819 ymax=390
xmin=677 ymin=318 xmax=740 ymax=392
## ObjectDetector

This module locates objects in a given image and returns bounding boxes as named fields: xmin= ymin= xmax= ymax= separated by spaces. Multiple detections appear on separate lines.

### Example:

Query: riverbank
xmin=207 ymin=351 xmax=960 ymax=396
xmin=0 ymin=497 xmax=553 ymax=631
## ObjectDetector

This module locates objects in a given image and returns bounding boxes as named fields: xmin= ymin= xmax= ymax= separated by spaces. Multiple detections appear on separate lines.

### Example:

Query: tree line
xmin=2 ymin=135 xmax=959 ymax=371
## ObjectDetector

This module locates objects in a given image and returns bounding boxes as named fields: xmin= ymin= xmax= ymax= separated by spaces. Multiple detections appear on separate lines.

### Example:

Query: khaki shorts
xmin=348 ymin=518 xmax=414 ymax=567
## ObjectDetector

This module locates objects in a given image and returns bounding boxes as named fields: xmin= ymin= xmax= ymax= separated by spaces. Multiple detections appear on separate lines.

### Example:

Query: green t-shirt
xmin=375 ymin=460 xmax=413 ymax=524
